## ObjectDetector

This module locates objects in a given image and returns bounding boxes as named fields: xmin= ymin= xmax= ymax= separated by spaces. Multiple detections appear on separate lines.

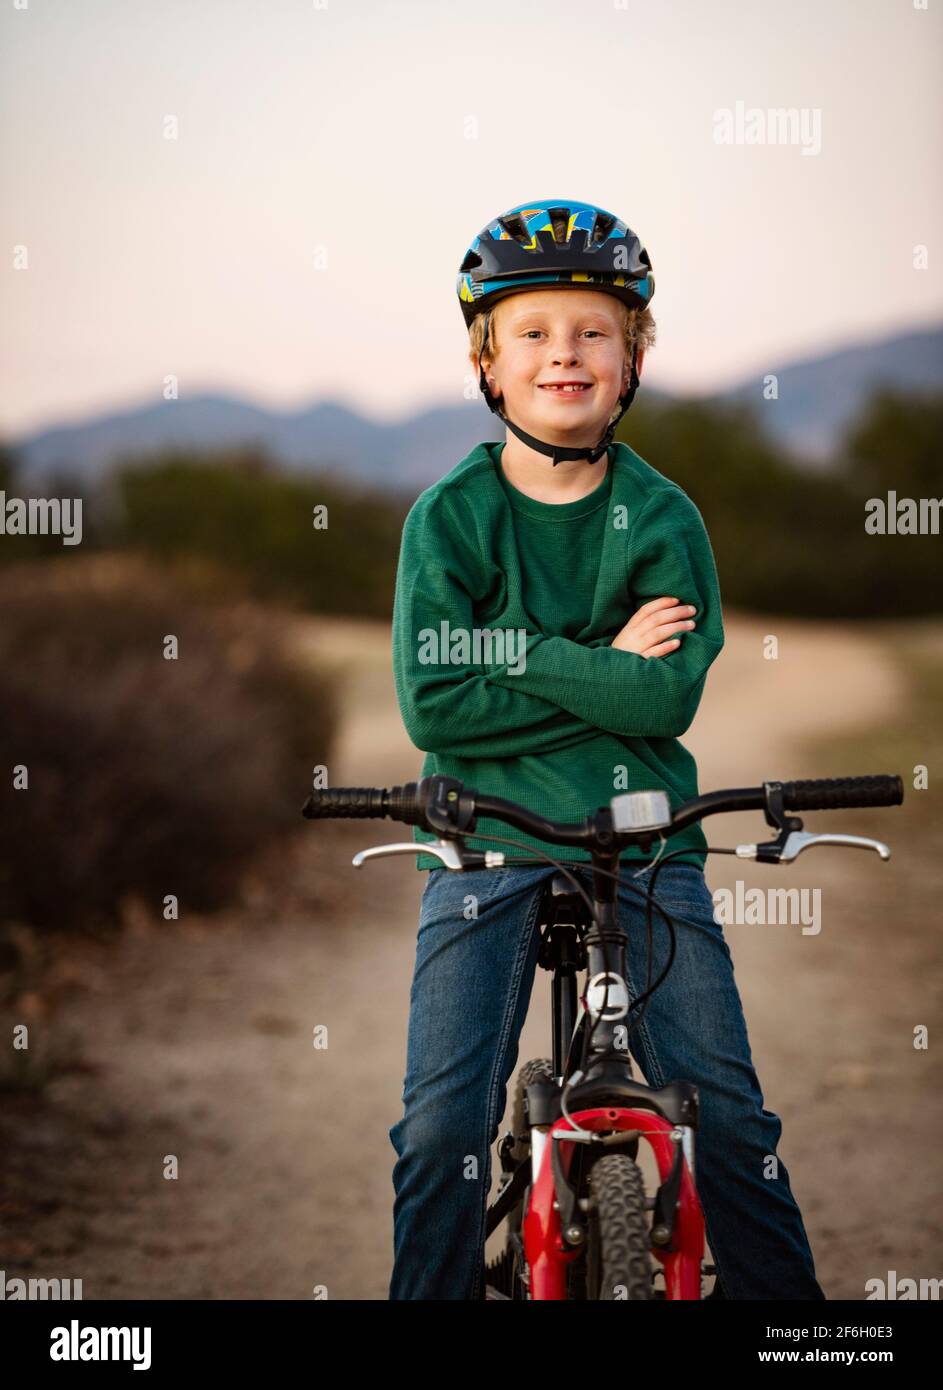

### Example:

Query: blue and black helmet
xmin=457 ymin=199 xmax=654 ymax=329
xmin=457 ymin=199 xmax=655 ymax=465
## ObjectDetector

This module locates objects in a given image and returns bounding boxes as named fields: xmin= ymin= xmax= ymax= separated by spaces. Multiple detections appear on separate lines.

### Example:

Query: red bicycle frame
xmin=523 ymin=1106 xmax=705 ymax=1300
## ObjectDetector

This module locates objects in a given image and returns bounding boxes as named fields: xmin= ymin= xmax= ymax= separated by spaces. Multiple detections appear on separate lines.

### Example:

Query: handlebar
xmin=302 ymin=773 xmax=902 ymax=1091
xmin=301 ymin=773 xmax=904 ymax=853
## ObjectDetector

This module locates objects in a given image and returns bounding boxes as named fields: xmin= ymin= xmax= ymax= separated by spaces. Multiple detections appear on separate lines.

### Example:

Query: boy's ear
xmin=477 ymin=352 xmax=500 ymax=397
xmin=635 ymin=347 xmax=646 ymax=378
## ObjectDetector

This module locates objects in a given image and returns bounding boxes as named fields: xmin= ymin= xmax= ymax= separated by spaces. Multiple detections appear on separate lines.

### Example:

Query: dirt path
xmin=3 ymin=611 xmax=939 ymax=1299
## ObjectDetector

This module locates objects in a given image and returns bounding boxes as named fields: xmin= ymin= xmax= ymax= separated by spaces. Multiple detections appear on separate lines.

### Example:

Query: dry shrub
xmin=0 ymin=554 xmax=338 ymax=933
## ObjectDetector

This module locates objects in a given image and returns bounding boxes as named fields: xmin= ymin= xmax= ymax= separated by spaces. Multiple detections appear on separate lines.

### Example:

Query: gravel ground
xmin=2 ymin=611 xmax=939 ymax=1300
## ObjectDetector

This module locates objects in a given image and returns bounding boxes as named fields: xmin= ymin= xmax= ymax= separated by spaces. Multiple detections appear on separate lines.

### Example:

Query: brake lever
xmin=351 ymin=840 xmax=505 ymax=870
xmin=736 ymin=831 xmax=891 ymax=863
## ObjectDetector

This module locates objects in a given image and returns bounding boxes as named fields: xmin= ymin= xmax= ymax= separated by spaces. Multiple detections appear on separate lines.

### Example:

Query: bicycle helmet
xmin=457 ymin=199 xmax=655 ymax=464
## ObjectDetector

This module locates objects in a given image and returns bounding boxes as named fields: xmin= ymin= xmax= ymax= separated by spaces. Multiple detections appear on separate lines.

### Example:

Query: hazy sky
xmin=2 ymin=0 xmax=941 ymax=437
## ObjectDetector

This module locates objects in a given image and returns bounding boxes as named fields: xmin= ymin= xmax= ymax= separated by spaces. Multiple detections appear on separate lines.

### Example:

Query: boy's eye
xmin=521 ymin=329 xmax=606 ymax=340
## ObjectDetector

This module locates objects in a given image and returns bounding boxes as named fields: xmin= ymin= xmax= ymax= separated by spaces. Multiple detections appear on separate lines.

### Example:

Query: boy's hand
xmin=611 ymin=597 xmax=698 ymax=659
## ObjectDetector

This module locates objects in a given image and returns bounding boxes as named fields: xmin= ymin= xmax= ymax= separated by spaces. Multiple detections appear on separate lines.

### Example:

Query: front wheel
xmin=584 ymin=1153 xmax=653 ymax=1300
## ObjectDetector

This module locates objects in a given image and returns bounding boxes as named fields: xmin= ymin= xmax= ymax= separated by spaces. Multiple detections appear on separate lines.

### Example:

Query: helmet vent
xmin=547 ymin=206 xmax=570 ymax=244
xmin=497 ymin=213 xmax=531 ymax=244
xmin=591 ymin=211 xmax=616 ymax=245
xmin=460 ymin=249 xmax=482 ymax=272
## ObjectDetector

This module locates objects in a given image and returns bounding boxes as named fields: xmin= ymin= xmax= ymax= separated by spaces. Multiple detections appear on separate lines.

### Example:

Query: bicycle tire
xmin=585 ymin=1153 xmax=653 ymax=1300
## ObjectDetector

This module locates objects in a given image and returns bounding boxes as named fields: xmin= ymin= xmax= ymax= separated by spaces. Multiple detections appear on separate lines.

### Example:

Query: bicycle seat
xmin=544 ymin=870 xmax=592 ymax=920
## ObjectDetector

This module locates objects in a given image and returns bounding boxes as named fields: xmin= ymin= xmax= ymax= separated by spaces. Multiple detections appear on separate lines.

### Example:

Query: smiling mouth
xmin=538 ymin=383 xmax=593 ymax=393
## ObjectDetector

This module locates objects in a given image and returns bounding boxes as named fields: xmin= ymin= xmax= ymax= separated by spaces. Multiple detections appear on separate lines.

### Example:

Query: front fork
xmin=524 ymin=1110 xmax=704 ymax=1300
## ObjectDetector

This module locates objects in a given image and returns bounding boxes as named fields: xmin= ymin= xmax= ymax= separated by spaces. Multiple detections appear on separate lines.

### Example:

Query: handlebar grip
xmin=780 ymin=775 xmax=903 ymax=811
xmin=301 ymin=782 xmax=426 ymax=824
xmin=302 ymin=787 xmax=388 ymax=819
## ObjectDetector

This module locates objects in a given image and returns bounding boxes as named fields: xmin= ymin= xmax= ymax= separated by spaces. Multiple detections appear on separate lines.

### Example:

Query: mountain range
xmin=9 ymin=323 xmax=942 ymax=493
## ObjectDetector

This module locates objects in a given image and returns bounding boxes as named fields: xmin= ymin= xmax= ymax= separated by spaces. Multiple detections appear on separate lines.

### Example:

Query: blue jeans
xmin=388 ymin=861 xmax=825 ymax=1301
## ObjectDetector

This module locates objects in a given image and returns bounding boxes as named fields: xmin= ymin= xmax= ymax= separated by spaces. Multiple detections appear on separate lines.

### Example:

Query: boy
xmin=387 ymin=199 xmax=824 ymax=1301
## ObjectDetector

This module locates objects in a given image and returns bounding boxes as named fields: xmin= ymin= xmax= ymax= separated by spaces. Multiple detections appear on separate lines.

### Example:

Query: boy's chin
xmin=522 ymin=410 xmax=611 ymax=443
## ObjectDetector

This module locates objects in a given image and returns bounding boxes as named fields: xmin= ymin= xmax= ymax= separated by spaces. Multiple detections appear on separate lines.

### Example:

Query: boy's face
xmin=479 ymin=288 xmax=644 ymax=447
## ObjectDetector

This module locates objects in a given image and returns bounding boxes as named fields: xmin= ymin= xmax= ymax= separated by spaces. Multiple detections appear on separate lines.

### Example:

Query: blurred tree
xmin=836 ymin=389 xmax=943 ymax=499
xmin=112 ymin=446 xmax=410 ymax=617
xmin=618 ymin=390 xmax=942 ymax=618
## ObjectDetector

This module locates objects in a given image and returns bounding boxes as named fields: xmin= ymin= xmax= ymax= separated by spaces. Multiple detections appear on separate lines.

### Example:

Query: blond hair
xmin=468 ymin=294 xmax=656 ymax=372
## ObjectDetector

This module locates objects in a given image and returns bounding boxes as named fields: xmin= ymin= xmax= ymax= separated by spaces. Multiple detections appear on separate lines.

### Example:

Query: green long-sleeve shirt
xmin=391 ymin=439 xmax=725 ymax=870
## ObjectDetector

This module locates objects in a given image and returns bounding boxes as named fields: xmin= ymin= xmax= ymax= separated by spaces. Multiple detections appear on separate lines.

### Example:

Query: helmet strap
xmin=477 ymin=314 xmax=640 ymax=466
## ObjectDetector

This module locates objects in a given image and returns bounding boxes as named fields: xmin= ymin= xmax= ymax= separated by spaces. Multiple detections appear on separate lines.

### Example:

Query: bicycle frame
xmin=303 ymin=770 xmax=902 ymax=1301
xmin=509 ymin=850 xmax=706 ymax=1300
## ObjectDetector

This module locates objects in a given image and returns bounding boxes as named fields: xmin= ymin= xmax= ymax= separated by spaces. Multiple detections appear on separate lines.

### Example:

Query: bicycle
xmin=302 ymin=771 xmax=902 ymax=1300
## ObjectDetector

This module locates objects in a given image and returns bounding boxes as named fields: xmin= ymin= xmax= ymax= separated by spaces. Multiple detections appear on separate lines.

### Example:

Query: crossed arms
xmin=392 ymin=486 xmax=724 ymax=758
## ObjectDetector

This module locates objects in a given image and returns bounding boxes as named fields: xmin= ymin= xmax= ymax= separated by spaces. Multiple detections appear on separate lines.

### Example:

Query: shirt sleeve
xmin=392 ymin=490 xmax=606 ymax=758
xmin=485 ymin=486 xmax=725 ymax=738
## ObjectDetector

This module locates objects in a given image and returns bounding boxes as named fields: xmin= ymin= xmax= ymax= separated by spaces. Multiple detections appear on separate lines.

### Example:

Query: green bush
xmin=112 ymin=446 xmax=409 ymax=617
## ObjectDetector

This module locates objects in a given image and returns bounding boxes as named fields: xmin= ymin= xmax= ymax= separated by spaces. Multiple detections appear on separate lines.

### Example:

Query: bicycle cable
xmin=433 ymin=825 xmax=739 ymax=1140
xmin=560 ymin=845 xmax=740 ymax=1073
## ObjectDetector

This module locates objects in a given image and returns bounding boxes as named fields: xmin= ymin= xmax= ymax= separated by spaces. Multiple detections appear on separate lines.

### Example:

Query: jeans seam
xmin=471 ymin=875 xmax=545 ymax=1300
xmin=699 ymin=1207 xmax=732 ymax=1298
